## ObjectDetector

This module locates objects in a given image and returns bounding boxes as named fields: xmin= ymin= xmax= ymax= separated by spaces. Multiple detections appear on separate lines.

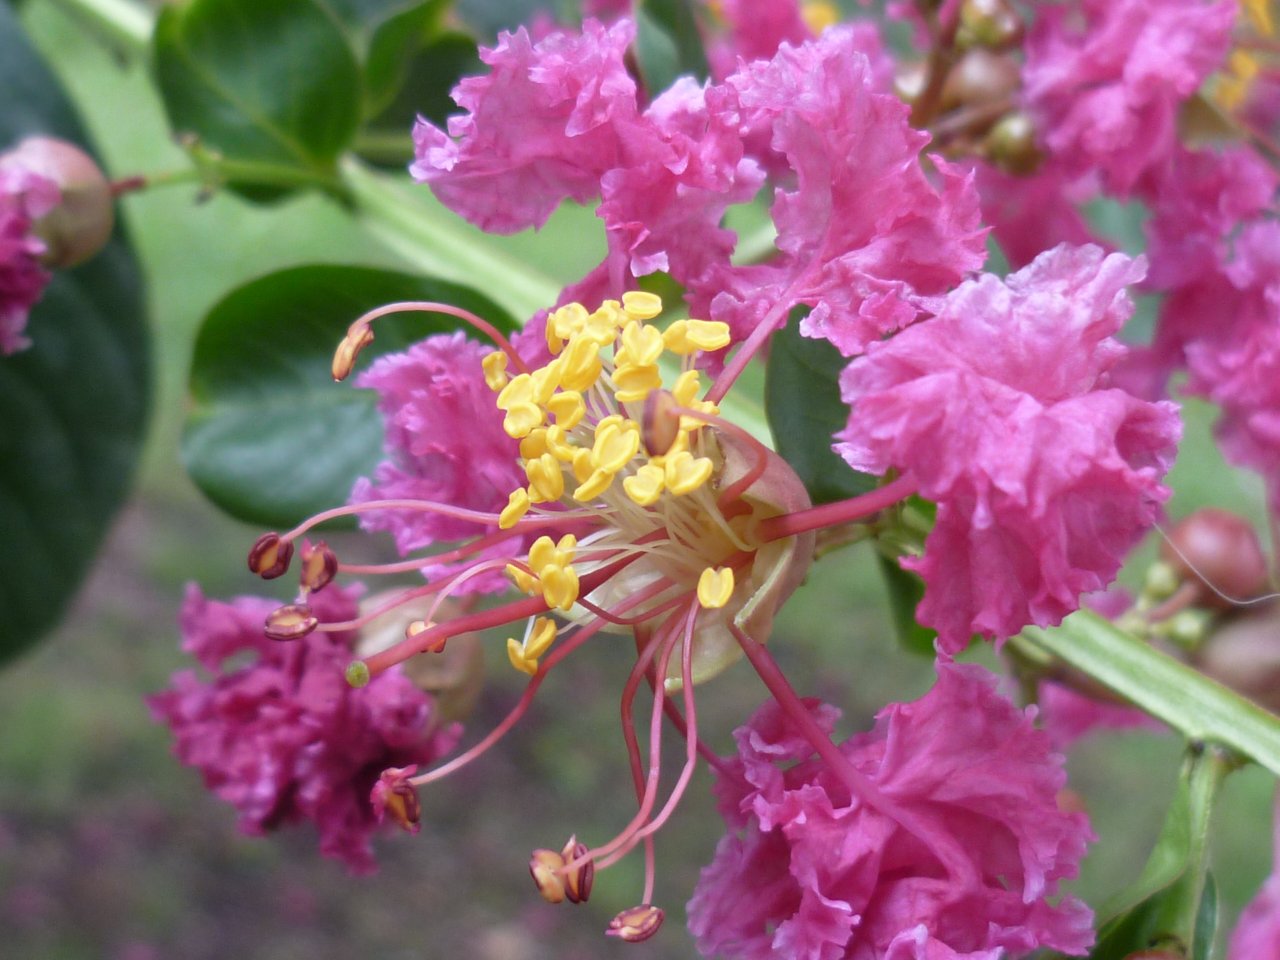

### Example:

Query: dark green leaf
xmin=876 ymin=555 xmax=936 ymax=657
xmin=182 ymin=265 xmax=517 ymax=528
xmin=363 ymin=1 xmax=447 ymax=117
xmin=764 ymin=308 xmax=877 ymax=505
xmin=362 ymin=31 xmax=479 ymax=155
xmin=634 ymin=0 xmax=709 ymax=96
xmin=0 ymin=4 xmax=149 ymax=663
xmin=152 ymin=0 xmax=362 ymax=200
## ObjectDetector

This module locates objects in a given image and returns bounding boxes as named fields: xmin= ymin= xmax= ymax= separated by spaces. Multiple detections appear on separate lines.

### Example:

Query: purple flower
xmin=688 ymin=661 xmax=1094 ymax=960
xmin=1229 ymin=794 xmax=1280 ymax=960
xmin=0 ymin=161 xmax=59 ymax=355
xmin=149 ymin=584 xmax=460 ymax=874
xmin=837 ymin=245 xmax=1180 ymax=651
xmin=1022 ymin=0 xmax=1236 ymax=194
xmin=349 ymin=331 xmax=527 ymax=590
xmin=707 ymin=28 xmax=986 ymax=355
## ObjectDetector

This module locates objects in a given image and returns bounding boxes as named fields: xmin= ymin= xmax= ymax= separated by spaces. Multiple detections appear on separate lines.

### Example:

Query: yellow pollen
xmin=571 ymin=448 xmax=594 ymax=483
xmin=547 ymin=302 xmax=590 ymax=355
xmin=525 ymin=617 xmax=557 ymax=659
xmin=559 ymin=336 xmax=604 ymax=393
xmin=662 ymin=319 xmax=732 ymax=355
xmin=540 ymin=565 xmax=580 ymax=612
xmin=1246 ymin=0 xmax=1274 ymax=35
xmin=619 ymin=322 xmax=665 ymax=367
xmin=503 ymin=403 xmax=543 ymax=439
xmin=482 ymin=350 xmax=509 ymax=391
xmin=613 ymin=362 xmax=664 ymax=403
xmin=801 ymin=0 xmax=839 ymax=34
xmin=507 ymin=563 xmax=538 ymax=594
xmin=622 ymin=462 xmax=666 ymax=506
xmin=573 ymin=467 xmax=614 ymax=501
xmin=664 ymin=450 xmax=714 ymax=495
xmin=548 ymin=390 xmax=585 ymax=429
xmin=520 ymin=428 xmax=549 ymax=461
xmin=622 ymin=290 xmax=664 ymax=321
xmin=591 ymin=419 xmax=642 ymax=474
xmin=532 ymin=360 xmax=562 ymax=405
xmin=526 ymin=453 xmax=565 ymax=503
xmin=506 ymin=637 xmax=539 ymax=676
xmin=545 ymin=424 xmax=578 ymax=462
xmin=697 ymin=566 xmax=736 ymax=609
xmin=500 ymin=488 xmax=530 ymax=529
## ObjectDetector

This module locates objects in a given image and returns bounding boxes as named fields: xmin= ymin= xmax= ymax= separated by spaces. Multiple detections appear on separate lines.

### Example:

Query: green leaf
xmin=362 ymin=31 xmax=479 ymax=154
xmin=876 ymin=555 xmax=936 ymax=658
xmin=634 ymin=0 xmax=709 ymax=95
xmin=1022 ymin=610 xmax=1280 ymax=777
xmin=361 ymin=0 xmax=463 ymax=119
xmin=0 ymin=4 xmax=149 ymax=663
xmin=152 ymin=0 xmax=362 ymax=199
xmin=182 ymin=265 xmax=516 ymax=528
xmin=1090 ymin=748 xmax=1228 ymax=960
xmin=765 ymin=308 xmax=877 ymax=505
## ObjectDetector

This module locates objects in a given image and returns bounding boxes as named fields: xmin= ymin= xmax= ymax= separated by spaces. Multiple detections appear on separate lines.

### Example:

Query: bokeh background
xmin=2 ymin=3 xmax=1277 ymax=958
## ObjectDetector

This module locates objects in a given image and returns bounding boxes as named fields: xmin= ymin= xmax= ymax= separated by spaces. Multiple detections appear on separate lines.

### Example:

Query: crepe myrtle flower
xmin=242 ymin=289 xmax=936 ymax=931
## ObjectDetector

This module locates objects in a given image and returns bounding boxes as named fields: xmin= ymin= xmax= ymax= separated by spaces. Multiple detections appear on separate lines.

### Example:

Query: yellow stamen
xmin=507 ymin=637 xmax=539 ymax=676
xmin=619 ymin=322 xmax=665 ymax=367
xmin=482 ymin=350 xmax=509 ymax=391
xmin=697 ymin=567 xmax=736 ymax=609
xmin=591 ymin=419 xmax=642 ymax=473
xmin=500 ymin=488 xmax=530 ymax=529
xmin=662 ymin=319 xmax=732 ymax=355
xmin=573 ymin=467 xmax=614 ymax=501
xmin=664 ymin=450 xmax=715 ymax=495
xmin=621 ymin=290 xmax=664 ymax=321
xmin=525 ymin=617 xmax=557 ymax=659
xmin=507 ymin=563 xmax=538 ymax=594
xmin=623 ymin=462 xmax=666 ymax=506
xmin=548 ymin=390 xmax=585 ymax=429
xmin=526 ymin=453 xmax=565 ymax=503
xmin=520 ymin=427 xmax=550 ymax=461
xmin=559 ymin=336 xmax=604 ymax=393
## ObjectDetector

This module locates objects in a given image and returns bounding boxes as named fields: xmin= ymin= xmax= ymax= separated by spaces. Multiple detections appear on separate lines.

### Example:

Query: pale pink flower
xmin=837 ymin=245 xmax=1180 ymax=651
xmin=1022 ymin=0 xmax=1236 ymax=194
xmin=707 ymin=28 xmax=986 ymax=355
xmin=688 ymin=661 xmax=1094 ymax=960
xmin=0 ymin=162 xmax=59 ymax=355
xmin=149 ymin=584 xmax=459 ymax=874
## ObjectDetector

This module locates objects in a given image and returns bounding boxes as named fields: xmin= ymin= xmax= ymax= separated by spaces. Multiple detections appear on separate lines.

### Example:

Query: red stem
xmin=757 ymin=474 xmax=918 ymax=542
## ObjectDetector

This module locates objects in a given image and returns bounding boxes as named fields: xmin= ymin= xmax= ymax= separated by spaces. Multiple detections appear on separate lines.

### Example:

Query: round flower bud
xmin=983 ymin=112 xmax=1043 ymax=175
xmin=1192 ymin=602 xmax=1280 ymax=711
xmin=940 ymin=49 xmax=1022 ymax=114
xmin=2 ymin=137 xmax=113 ymax=268
xmin=1160 ymin=508 xmax=1270 ymax=607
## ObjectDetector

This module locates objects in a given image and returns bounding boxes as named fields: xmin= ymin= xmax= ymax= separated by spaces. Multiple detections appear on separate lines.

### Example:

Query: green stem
xmin=1020 ymin=610 xmax=1280 ymax=777
xmin=352 ymin=131 xmax=416 ymax=165
xmin=47 ymin=0 xmax=151 ymax=56
xmin=341 ymin=156 xmax=561 ymax=319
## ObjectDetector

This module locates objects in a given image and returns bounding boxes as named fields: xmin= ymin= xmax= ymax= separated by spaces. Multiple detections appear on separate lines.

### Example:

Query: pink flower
xmin=0 ymin=161 xmax=59 ymax=355
xmin=349 ymin=332 xmax=527 ymax=591
xmin=837 ymin=245 xmax=1180 ymax=651
xmin=688 ymin=661 xmax=1094 ymax=960
xmin=149 ymin=584 xmax=460 ymax=874
xmin=707 ymin=28 xmax=986 ymax=355
xmin=411 ymin=19 xmax=643 ymax=233
xmin=972 ymin=161 xmax=1098 ymax=270
xmin=1229 ymin=794 xmax=1280 ymax=960
xmin=1022 ymin=0 xmax=1236 ymax=194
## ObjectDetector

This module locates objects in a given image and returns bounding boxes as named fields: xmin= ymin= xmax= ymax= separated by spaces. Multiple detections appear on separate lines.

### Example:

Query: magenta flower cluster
xmin=150 ymin=585 xmax=459 ymax=873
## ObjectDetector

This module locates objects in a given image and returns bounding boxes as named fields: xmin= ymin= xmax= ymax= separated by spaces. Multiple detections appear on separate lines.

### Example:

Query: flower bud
xmin=2 ymin=137 xmax=113 ymax=268
xmin=559 ymin=836 xmax=594 ymax=904
xmin=332 ymin=319 xmax=374 ymax=381
xmin=370 ymin=765 xmax=421 ymax=834
xmin=940 ymin=49 xmax=1022 ymax=113
xmin=1160 ymin=508 xmax=1270 ymax=607
xmin=983 ymin=112 xmax=1042 ymax=175
xmin=247 ymin=532 xmax=294 ymax=579
xmin=957 ymin=0 xmax=1023 ymax=49
xmin=1192 ymin=602 xmax=1280 ymax=711
xmin=606 ymin=904 xmax=664 ymax=942
xmin=264 ymin=603 xmax=318 ymax=641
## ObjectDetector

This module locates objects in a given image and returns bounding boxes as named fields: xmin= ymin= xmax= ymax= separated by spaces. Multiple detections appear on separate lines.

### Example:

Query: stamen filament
xmin=354 ymin=301 xmax=531 ymax=374
xmin=757 ymin=474 xmax=919 ymax=542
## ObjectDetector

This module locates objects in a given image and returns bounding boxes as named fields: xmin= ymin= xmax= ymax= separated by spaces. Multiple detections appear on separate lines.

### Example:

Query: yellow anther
xmin=583 ymin=306 xmax=622 ymax=345
xmin=573 ymin=468 xmax=614 ymax=501
xmin=547 ymin=302 xmax=590 ymax=354
xmin=497 ymin=373 xmax=534 ymax=409
xmin=1246 ymin=0 xmax=1273 ymax=35
xmin=622 ymin=290 xmax=663 ymax=321
xmin=697 ymin=566 xmax=736 ymax=609
xmin=507 ymin=563 xmax=538 ymax=595
xmin=526 ymin=453 xmax=565 ymax=503
xmin=482 ymin=350 xmax=510 ymax=391
xmin=520 ymin=427 xmax=549 ymax=461
xmin=332 ymin=321 xmax=374 ymax=382
xmin=507 ymin=637 xmax=539 ymax=676
xmin=662 ymin=319 xmax=732 ymax=355
xmin=500 ymin=488 xmax=530 ymax=529
xmin=548 ymin=390 xmax=585 ymax=429
xmin=613 ymin=362 xmax=664 ymax=403
xmin=540 ymin=565 xmax=580 ymax=612
xmin=591 ymin=419 xmax=641 ymax=474
xmin=572 ymin=448 xmax=594 ymax=483
xmin=664 ymin=450 xmax=714 ymax=495
xmin=623 ymin=462 xmax=666 ymax=506
xmin=529 ymin=534 xmax=576 ymax=571
xmin=559 ymin=335 xmax=604 ymax=392
xmin=531 ymin=359 xmax=562 ymax=405
xmin=672 ymin=369 xmax=704 ymax=407
xmin=801 ymin=0 xmax=839 ymax=34
xmin=619 ymin=322 xmax=665 ymax=367
xmin=525 ymin=617 xmax=557 ymax=659
xmin=545 ymin=424 xmax=577 ymax=461
xmin=503 ymin=402 xmax=544 ymax=439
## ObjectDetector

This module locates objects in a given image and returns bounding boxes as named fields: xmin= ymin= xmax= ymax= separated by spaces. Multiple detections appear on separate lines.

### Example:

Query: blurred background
xmin=1 ymin=3 xmax=1276 ymax=958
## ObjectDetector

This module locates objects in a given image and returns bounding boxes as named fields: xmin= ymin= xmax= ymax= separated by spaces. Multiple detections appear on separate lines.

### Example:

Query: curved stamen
xmin=757 ymin=473 xmax=919 ymax=542
xmin=350 ymin=301 xmax=531 ymax=375
xmin=281 ymin=498 xmax=564 ymax=543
